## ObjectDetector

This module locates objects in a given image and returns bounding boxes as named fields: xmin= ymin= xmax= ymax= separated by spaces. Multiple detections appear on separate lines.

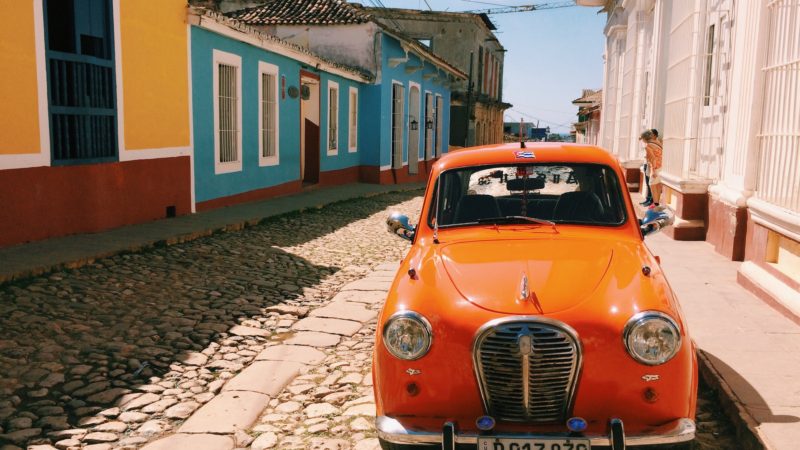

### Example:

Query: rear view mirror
xmin=506 ymin=177 xmax=545 ymax=191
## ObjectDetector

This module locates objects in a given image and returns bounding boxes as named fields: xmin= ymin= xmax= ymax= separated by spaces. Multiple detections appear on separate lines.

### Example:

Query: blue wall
xmin=191 ymin=26 xmax=365 ymax=203
xmin=318 ymin=74 xmax=363 ymax=172
xmin=375 ymin=33 xmax=452 ymax=169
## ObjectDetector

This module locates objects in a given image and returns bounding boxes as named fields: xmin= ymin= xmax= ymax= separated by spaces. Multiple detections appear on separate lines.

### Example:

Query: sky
xmin=350 ymin=0 xmax=607 ymax=133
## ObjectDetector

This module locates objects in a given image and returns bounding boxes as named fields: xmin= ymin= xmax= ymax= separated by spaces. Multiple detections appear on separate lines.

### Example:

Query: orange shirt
xmin=646 ymin=141 xmax=663 ymax=170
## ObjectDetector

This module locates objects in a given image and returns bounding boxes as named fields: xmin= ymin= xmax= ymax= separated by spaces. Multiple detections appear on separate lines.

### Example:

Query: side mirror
xmin=387 ymin=212 xmax=415 ymax=241
xmin=640 ymin=207 xmax=674 ymax=237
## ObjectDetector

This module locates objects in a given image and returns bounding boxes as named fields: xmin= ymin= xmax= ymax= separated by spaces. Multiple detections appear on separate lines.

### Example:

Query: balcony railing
xmin=756 ymin=0 xmax=800 ymax=212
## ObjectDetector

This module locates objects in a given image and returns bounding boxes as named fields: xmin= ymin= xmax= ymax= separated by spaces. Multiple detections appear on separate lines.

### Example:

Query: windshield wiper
xmin=476 ymin=216 xmax=557 ymax=229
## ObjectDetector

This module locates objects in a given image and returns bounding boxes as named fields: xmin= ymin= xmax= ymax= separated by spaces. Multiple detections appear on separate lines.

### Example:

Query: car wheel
xmin=378 ymin=439 xmax=437 ymax=450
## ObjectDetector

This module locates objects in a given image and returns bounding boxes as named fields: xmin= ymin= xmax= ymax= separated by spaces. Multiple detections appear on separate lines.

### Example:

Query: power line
xmin=508 ymin=109 xmax=574 ymax=129
xmin=460 ymin=0 xmax=516 ymax=7
xmin=463 ymin=1 xmax=575 ymax=15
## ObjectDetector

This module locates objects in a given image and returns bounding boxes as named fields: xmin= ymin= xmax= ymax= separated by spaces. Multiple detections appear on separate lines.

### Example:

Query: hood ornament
xmin=520 ymin=273 xmax=544 ymax=313
xmin=519 ymin=274 xmax=529 ymax=302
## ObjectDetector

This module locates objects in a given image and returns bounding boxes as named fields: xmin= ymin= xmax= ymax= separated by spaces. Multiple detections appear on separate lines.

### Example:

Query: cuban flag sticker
xmin=515 ymin=151 xmax=536 ymax=159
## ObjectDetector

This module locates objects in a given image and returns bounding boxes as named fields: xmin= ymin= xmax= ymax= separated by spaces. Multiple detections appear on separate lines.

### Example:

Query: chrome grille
xmin=473 ymin=319 xmax=581 ymax=423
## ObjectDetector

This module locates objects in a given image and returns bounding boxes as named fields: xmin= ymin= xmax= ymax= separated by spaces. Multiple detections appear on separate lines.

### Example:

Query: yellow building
xmin=0 ymin=0 xmax=192 ymax=247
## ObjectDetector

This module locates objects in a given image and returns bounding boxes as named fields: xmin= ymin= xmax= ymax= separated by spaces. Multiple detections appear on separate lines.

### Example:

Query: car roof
xmin=435 ymin=143 xmax=620 ymax=173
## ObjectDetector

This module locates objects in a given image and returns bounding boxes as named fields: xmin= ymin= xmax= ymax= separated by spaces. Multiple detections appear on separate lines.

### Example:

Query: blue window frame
xmin=44 ymin=0 xmax=118 ymax=164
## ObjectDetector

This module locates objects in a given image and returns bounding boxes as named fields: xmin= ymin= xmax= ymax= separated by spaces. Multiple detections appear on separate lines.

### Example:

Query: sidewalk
xmin=646 ymin=229 xmax=800 ymax=450
xmin=0 ymin=183 xmax=423 ymax=285
xmin=140 ymin=263 xmax=398 ymax=450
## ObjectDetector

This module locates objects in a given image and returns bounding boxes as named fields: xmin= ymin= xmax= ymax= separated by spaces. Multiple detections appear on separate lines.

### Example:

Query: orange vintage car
xmin=375 ymin=143 xmax=696 ymax=450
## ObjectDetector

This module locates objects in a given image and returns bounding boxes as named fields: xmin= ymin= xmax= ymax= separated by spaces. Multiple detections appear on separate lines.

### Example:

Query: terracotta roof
xmin=572 ymin=89 xmax=602 ymax=105
xmin=190 ymin=7 xmax=373 ymax=82
xmin=359 ymin=6 xmax=498 ymax=32
xmin=228 ymin=0 xmax=371 ymax=25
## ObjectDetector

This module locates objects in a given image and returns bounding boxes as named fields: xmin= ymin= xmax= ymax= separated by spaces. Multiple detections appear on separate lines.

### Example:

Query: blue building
xmin=189 ymin=9 xmax=374 ymax=209
xmin=227 ymin=0 xmax=467 ymax=185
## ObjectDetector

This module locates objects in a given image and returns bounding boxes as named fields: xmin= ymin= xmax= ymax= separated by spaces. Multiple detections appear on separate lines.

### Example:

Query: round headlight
xmin=623 ymin=311 xmax=681 ymax=365
xmin=383 ymin=311 xmax=432 ymax=361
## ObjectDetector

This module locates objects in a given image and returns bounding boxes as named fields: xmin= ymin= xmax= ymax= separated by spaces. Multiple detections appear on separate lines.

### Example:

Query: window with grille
xmin=213 ymin=50 xmax=242 ymax=174
xmin=328 ymin=81 xmax=339 ymax=155
xmin=259 ymin=62 xmax=279 ymax=166
xmin=703 ymin=24 xmax=715 ymax=107
xmin=392 ymin=83 xmax=405 ymax=169
xmin=348 ymin=87 xmax=358 ymax=152
xmin=424 ymin=92 xmax=434 ymax=160
xmin=44 ymin=0 xmax=117 ymax=163
xmin=757 ymin=0 xmax=800 ymax=211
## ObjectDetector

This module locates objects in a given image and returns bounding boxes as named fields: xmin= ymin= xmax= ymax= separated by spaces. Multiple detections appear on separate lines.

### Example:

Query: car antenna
xmin=520 ymin=118 xmax=526 ymax=148
xmin=433 ymin=176 xmax=441 ymax=244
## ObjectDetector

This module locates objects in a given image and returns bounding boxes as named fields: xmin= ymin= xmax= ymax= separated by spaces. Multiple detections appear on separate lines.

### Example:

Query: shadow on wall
xmin=0 ymin=190 xmax=421 ymax=447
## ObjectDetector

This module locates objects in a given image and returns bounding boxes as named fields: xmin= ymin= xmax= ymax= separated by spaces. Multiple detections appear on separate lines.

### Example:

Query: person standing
xmin=640 ymin=129 xmax=662 ymax=206
xmin=640 ymin=130 xmax=663 ymax=208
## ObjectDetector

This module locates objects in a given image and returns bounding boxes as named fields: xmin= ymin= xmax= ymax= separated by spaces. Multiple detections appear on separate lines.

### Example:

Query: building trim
xmin=748 ymin=197 xmax=800 ymax=243
xmin=212 ymin=49 xmax=243 ymax=174
xmin=34 ymin=0 xmax=50 ymax=167
xmin=112 ymin=0 xmax=126 ymax=161
xmin=187 ymin=24 xmax=196 ymax=213
xmin=708 ymin=183 xmax=751 ymax=208
xmin=661 ymin=172 xmax=714 ymax=194
xmin=257 ymin=61 xmax=280 ymax=167
xmin=326 ymin=79 xmax=340 ymax=156
xmin=423 ymin=89 xmax=433 ymax=160
xmin=348 ymin=86 xmax=359 ymax=153
xmin=120 ymin=146 xmax=192 ymax=161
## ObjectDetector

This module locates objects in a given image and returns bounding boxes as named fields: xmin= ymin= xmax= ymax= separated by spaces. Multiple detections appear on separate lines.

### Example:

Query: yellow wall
xmin=121 ymin=0 xmax=190 ymax=150
xmin=0 ymin=1 xmax=41 ymax=155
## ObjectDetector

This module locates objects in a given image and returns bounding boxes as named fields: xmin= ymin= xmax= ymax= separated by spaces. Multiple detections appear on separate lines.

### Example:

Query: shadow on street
xmin=0 ymin=190 xmax=421 ymax=446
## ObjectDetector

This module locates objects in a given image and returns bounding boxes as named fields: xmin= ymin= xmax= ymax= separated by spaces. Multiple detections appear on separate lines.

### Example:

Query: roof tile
xmin=228 ymin=0 xmax=372 ymax=25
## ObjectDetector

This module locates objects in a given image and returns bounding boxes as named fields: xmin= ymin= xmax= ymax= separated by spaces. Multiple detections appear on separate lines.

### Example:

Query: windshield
xmin=428 ymin=163 xmax=627 ymax=227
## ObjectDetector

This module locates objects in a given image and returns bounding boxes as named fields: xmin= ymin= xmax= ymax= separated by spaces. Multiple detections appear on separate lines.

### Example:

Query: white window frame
xmin=327 ymin=80 xmax=339 ymax=156
xmin=391 ymin=80 xmax=406 ymax=169
xmin=213 ymin=49 xmax=242 ymax=174
xmin=258 ymin=61 xmax=280 ymax=167
xmin=424 ymin=91 xmax=434 ymax=160
xmin=348 ymin=86 xmax=358 ymax=153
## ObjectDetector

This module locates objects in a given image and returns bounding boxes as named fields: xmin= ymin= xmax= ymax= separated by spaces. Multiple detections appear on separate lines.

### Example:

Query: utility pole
xmin=464 ymin=52 xmax=474 ymax=148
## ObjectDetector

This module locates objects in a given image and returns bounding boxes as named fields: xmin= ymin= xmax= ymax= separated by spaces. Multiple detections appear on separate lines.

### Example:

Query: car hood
xmin=439 ymin=238 xmax=614 ymax=314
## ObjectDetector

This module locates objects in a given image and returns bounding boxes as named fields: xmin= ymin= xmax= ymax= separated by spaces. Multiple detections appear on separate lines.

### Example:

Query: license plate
xmin=477 ymin=437 xmax=591 ymax=450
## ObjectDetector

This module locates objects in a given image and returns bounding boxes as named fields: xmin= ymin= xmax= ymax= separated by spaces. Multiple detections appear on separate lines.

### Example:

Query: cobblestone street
xmin=0 ymin=192 xmax=420 ymax=449
xmin=0 ymin=191 xmax=739 ymax=450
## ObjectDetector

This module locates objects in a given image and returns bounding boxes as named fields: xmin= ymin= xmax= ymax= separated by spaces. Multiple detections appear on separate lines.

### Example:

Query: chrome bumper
xmin=376 ymin=416 xmax=695 ymax=447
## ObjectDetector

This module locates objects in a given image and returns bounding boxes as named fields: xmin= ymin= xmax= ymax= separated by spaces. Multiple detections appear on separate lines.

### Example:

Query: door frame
xmin=300 ymin=70 xmax=320 ymax=184
xmin=408 ymin=82 xmax=421 ymax=175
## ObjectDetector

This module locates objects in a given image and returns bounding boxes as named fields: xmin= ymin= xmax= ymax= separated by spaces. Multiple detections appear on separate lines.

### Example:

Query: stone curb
xmin=697 ymin=350 xmax=768 ymax=450
xmin=0 ymin=184 xmax=423 ymax=286
xmin=141 ymin=264 xmax=396 ymax=449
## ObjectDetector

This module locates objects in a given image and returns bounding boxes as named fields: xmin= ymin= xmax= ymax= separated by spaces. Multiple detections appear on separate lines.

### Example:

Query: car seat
xmin=453 ymin=194 xmax=502 ymax=223
xmin=552 ymin=191 xmax=605 ymax=222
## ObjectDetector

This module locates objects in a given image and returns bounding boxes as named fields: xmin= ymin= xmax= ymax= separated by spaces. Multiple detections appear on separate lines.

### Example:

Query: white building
xmin=582 ymin=0 xmax=800 ymax=314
